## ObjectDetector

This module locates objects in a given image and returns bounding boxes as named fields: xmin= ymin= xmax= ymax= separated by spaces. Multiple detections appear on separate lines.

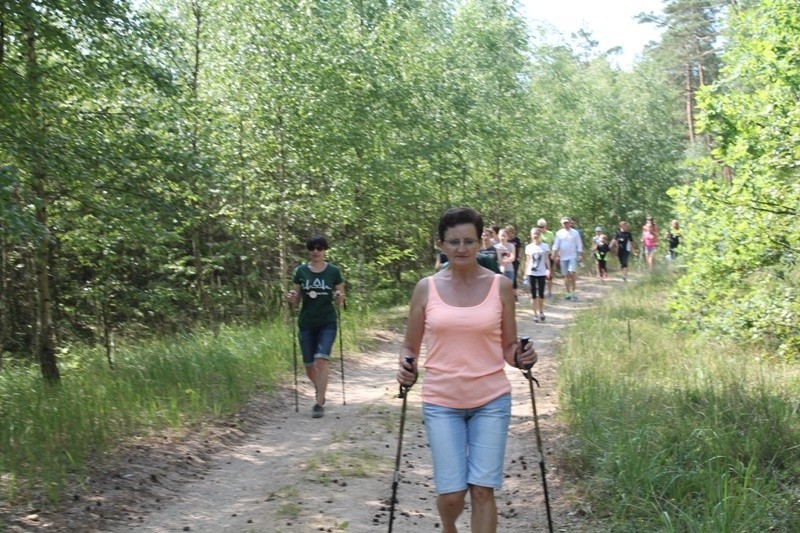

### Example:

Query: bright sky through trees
xmin=520 ymin=0 xmax=665 ymax=69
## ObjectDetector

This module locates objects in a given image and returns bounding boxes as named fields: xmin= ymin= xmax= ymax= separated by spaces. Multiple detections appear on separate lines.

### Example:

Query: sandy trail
xmin=8 ymin=276 xmax=621 ymax=533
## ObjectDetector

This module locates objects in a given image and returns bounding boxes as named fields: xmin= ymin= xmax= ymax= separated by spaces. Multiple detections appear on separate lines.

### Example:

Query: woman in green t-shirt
xmin=286 ymin=236 xmax=345 ymax=419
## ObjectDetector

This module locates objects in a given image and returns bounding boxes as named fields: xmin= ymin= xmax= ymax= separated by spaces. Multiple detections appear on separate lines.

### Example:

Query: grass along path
xmin=7 ymin=274 xmax=620 ymax=532
xmin=558 ymin=272 xmax=800 ymax=531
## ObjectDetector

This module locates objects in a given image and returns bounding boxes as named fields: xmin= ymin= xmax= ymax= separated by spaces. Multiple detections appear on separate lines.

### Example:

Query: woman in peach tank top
xmin=397 ymin=207 xmax=537 ymax=533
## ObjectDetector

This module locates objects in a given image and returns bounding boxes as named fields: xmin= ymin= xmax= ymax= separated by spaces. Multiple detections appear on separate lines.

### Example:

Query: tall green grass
xmin=0 ymin=312 xmax=364 ymax=509
xmin=559 ymin=273 xmax=800 ymax=531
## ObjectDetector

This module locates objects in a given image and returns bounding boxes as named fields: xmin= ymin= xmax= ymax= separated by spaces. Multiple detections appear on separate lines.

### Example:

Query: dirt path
xmin=9 ymin=276 xmax=621 ymax=533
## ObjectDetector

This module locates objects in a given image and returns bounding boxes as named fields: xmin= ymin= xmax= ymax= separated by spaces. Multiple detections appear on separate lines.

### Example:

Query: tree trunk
xmin=189 ymin=1 xmax=211 ymax=324
xmin=0 ymin=232 xmax=7 ymax=364
xmin=277 ymin=110 xmax=289 ymax=298
xmin=685 ymin=62 xmax=695 ymax=143
xmin=235 ymin=118 xmax=252 ymax=319
xmin=0 ymin=1 xmax=6 ymax=65
xmin=192 ymin=228 xmax=210 ymax=322
xmin=24 ymin=11 xmax=59 ymax=382
xmin=353 ymin=146 xmax=366 ymax=303
xmin=101 ymin=297 xmax=114 ymax=369
xmin=722 ymin=165 xmax=734 ymax=185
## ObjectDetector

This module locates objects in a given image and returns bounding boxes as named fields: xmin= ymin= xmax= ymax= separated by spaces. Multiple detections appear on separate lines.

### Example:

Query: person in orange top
xmin=396 ymin=207 xmax=537 ymax=533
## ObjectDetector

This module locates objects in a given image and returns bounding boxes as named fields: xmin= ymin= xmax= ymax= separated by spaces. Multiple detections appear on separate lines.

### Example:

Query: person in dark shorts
xmin=506 ymin=225 xmax=523 ymax=297
xmin=611 ymin=221 xmax=634 ymax=282
xmin=594 ymin=234 xmax=610 ymax=280
xmin=667 ymin=219 xmax=681 ymax=259
xmin=286 ymin=235 xmax=345 ymax=418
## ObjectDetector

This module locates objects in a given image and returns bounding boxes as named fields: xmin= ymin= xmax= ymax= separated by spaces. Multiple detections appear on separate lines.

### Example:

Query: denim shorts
xmin=422 ymin=392 xmax=511 ymax=494
xmin=298 ymin=322 xmax=337 ymax=367
xmin=559 ymin=257 xmax=578 ymax=275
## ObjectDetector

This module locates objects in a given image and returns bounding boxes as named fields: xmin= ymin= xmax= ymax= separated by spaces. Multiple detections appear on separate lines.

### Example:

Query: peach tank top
xmin=422 ymin=274 xmax=511 ymax=409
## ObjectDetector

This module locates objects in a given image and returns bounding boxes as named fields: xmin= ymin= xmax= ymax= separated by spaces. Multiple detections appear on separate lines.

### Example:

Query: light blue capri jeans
xmin=422 ymin=392 xmax=512 ymax=494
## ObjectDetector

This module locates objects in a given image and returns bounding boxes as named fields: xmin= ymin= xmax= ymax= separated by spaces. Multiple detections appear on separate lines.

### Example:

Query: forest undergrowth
xmin=558 ymin=271 xmax=800 ymax=531
xmin=0 ymin=314 xmax=364 ymax=512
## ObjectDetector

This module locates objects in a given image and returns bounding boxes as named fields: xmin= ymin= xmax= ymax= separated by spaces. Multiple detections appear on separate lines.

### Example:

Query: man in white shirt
xmin=552 ymin=217 xmax=584 ymax=300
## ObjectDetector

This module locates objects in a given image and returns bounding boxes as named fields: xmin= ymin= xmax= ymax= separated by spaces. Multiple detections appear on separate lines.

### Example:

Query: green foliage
xmin=0 ymin=0 xmax=687 ymax=373
xmin=670 ymin=178 xmax=799 ymax=358
xmin=559 ymin=275 xmax=800 ymax=531
xmin=671 ymin=0 xmax=800 ymax=358
xmin=527 ymin=53 xmax=686 ymax=229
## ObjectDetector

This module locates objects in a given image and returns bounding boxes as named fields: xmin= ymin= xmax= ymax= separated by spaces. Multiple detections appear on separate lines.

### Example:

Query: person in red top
xmin=397 ymin=207 xmax=537 ymax=533
xmin=641 ymin=216 xmax=659 ymax=272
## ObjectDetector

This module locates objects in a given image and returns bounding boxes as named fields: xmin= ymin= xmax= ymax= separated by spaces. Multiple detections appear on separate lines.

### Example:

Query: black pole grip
xmin=519 ymin=336 xmax=533 ymax=370
xmin=398 ymin=356 xmax=417 ymax=398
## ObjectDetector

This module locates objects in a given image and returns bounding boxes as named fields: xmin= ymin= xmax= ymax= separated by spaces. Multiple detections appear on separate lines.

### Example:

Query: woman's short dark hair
xmin=437 ymin=207 xmax=483 ymax=241
xmin=306 ymin=235 xmax=329 ymax=250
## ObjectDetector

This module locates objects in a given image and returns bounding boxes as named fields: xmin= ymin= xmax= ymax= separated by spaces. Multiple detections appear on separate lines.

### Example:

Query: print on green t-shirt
xmin=292 ymin=263 xmax=344 ymax=329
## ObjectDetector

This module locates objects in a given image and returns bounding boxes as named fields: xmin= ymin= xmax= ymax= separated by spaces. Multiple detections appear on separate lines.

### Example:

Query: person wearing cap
xmin=594 ymin=233 xmax=611 ymax=280
xmin=285 ymin=235 xmax=345 ymax=418
xmin=552 ymin=217 xmax=584 ymax=300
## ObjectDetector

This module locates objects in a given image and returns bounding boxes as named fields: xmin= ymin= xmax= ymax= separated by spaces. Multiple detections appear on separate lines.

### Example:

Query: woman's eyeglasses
xmin=443 ymin=238 xmax=479 ymax=248
xmin=307 ymin=245 xmax=325 ymax=251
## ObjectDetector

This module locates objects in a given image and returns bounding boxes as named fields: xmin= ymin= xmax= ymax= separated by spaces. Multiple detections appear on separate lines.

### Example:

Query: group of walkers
xmin=523 ymin=216 xmax=682 ymax=317
xmin=283 ymin=207 xmax=681 ymax=532
xmin=607 ymin=217 xmax=682 ymax=276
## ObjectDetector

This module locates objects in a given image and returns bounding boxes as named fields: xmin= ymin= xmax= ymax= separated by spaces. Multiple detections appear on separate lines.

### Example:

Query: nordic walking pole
xmin=388 ymin=356 xmax=416 ymax=533
xmin=336 ymin=293 xmax=346 ymax=405
xmin=288 ymin=292 xmax=299 ymax=413
xmin=519 ymin=336 xmax=554 ymax=533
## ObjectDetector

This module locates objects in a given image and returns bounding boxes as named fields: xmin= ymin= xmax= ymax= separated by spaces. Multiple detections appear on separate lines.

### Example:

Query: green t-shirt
xmin=292 ymin=263 xmax=344 ymax=329
xmin=539 ymin=230 xmax=555 ymax=247
xmin=476 ymin=251 xmax=501 ymax=273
